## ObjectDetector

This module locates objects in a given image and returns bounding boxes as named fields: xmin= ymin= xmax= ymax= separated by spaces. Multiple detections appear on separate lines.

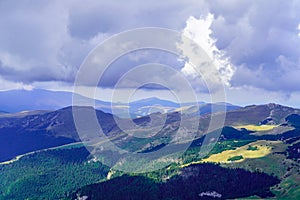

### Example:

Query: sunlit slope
xmin=201 ymin=140 xmax=280 ymax=163
xmin=234 ymin=124 xmax=278 ymax=131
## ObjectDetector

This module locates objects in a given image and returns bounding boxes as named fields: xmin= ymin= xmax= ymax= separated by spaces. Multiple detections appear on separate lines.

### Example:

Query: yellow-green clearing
xmin=234 ymin=124 xmax=278 ymax=131
xmin=201 ymin=140 xmax=280 ymax=163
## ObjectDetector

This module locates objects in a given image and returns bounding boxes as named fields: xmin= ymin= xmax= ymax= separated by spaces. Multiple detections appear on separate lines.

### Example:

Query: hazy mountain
xmin=0 ymin=89 xmax=73 ymax=112
xmin=0 ymin=89 xmax=180 ymax=114
xmin=0 ymin=89 xmax=120 ymax=114
xmin=0 ymin=89 xmax=241 ymax=118
xmin=178 ymin=102 xmax=241 ymax=116
xmin=130 ymin=97 xmax=180 ymax=108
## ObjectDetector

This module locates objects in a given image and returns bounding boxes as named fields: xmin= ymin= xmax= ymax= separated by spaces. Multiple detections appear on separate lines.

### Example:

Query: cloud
xmin=181 ymin=14 xmax=235 ymax=92
xmin=0 ymin=0 xmax=76 ymax=83
xmin=0 ymin=0 xmax=208 ymax=86
xmin=98 ymin=50 xmax=184 ymax=89
xmin=66 ymin=0 xmax=209 ymax=39
xmin=231 ymin=55 xmax=300 ymax=92
xmin=0 ymin=76 xmax=33 ymax=91
xmin=0 ymin=0 xmax=299 ymax=101
xmin=207 ymin=0 xmax=300 ymax=92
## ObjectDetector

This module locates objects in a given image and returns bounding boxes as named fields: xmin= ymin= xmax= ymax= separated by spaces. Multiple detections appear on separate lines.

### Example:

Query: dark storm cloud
xmin=208 ymin=0 xmax=300 ymax=91
xmin=66 ymin=0 xmax=208 ymax=39
xmin=0 ymin=0 xmax=75 ymax=83
xmin=0 ymin=0 xmax=207 ymax=84
xmin=98 ymin=50 xmax=184 ymax=88
xmin=0 ymin=0 xmax=299 ymax=93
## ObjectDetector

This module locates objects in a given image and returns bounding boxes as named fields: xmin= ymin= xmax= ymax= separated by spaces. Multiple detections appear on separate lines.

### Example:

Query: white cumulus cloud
xmin=181 ymin=14 xmax=235 ymax=89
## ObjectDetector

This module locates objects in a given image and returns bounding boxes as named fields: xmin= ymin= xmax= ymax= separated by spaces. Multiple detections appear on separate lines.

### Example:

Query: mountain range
xmin=1 ymin=91 xmax=300 ymax=199
xmin=0 ymin=101 xmax=299 ymax=162
xmin=0 ymin=89 xmax=240 ymax=118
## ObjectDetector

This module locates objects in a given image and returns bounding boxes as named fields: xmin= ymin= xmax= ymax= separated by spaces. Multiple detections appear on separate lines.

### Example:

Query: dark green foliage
xmin=143 ymin=162 xmax=180 ymax=182
xmin=247 ymin=145 xmax=259 ymax=151
xmin=210 ymin=140 xmax=254 ymax=154
xmin=227 ymin=155 xmax=244 ymax=161
xmin=75 ymin=175 xmax=160 ymax=200
xmin=72 ymin=163 xmax=280 ymax=200
xmin=0 ymin=147 xmax=109 ymax=200
xmin=287 ymin=142 xmax=300 ymax=160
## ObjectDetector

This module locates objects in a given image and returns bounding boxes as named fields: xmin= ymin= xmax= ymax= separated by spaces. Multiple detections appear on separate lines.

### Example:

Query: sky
xmin=0 ymin=0 xmax=300 ymax=107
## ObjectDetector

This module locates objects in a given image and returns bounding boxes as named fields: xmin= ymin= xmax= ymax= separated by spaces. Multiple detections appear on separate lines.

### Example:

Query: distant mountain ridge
xmin=0 ymin=89 xmax=241 ymax=117
xmin=0 ymin=89 xmax=112 ymax=113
